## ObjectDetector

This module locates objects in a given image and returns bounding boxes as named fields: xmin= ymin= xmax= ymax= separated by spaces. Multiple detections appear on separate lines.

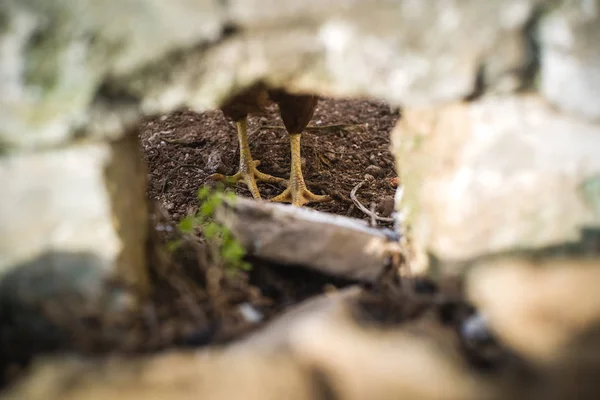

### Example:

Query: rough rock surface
xmin=539 ymin=0 xmax=600 ymax=122
xmin=393 ymin=95 xmax=600 ymax=271
xmin=123 ymin=0 xmax=541 ymax=114
xmin=0 ymin=134 xmax=148 ymax=290
xmin=1 ymin=0 xmax=564 ymax=304
xmin=0 ymin=0 xmax=224 ymax=150
xmin=3 ymin=289 xmax=488 ymax=400
xmin=215 ymin=197 xmax=401 ymax=283
xmin=390 ymin=0 xmax=600 ymax=272
xmin=1 ymin=2 xmax=600 ymax=396
xmin=467 ymin=256 xmax=600 ymax=363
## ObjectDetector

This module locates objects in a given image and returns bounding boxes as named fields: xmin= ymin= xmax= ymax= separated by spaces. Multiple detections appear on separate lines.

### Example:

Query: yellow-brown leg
xmin=269 ymin=133 xmax=332 ymax=207
xmin=210 ymin=118 xmax=285 ymax=199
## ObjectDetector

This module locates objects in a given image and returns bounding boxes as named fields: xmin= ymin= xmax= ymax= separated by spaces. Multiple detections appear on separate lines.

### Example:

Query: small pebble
xmin=239 ymin=303 xmax=264 ymax=323
xmin=461 ymin=313 xmax=494 ymax=346
xmin=182 ymin=326 xmax=214 ymax=347
xmin=377 ymin=196 xmax=395 ymax=217
xmin=205 ymin=149 xmax=222 ymax=174
xmin=365 ymin=164 xmax=383 ymax=177
xmin=323 ymin=284 xmax=338 ymax=294
xmin=364 ymin=174 xmax=375 ymax=181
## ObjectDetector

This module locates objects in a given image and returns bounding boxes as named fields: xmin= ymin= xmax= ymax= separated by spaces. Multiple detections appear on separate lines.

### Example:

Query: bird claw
xmin=209 ymin=160 xmax=286 ymax=200
xmin=269 ymin=186 xmax=332 ymax=207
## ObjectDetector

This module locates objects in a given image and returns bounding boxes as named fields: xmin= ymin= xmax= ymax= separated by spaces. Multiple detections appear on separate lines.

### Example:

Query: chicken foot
xmin=269 ymin=133 xmax=332 ymax=207
xmin=210 ymin=119 xmax=286 ymax=199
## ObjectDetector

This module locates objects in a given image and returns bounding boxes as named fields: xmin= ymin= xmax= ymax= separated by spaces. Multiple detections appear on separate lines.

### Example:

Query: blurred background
xmin=1 ymin=0 xmax=600 ymax=399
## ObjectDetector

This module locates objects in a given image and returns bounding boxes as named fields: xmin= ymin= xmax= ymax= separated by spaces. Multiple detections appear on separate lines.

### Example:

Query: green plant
xmin=170 ymin=185 xmax=251 ymax=273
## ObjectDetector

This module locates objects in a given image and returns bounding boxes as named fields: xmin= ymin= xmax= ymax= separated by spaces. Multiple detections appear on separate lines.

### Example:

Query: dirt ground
xmin=1 ymin=97 xmax=512 ymax=390
xmin=140 ymin=97 xmax=400 ymax=227
xmin=131 ymin=96 xmax=407 ymax=347
xmin=133 ymin=96 xmax=509 ymax=368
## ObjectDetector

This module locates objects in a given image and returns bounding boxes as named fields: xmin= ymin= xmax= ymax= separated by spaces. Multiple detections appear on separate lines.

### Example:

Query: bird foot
xmin=269 ymin=185 xmax=332 ymax=207
xmin=209 ymin=160 xmax=286 ymax=199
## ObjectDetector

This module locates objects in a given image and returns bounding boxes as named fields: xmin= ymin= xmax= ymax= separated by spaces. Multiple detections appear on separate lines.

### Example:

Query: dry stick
xmin=369 ymin=202 xmax=377 ymax=227
xmin=350 ymin=180 xmax=395 ymax=223
xmin=162 ymin=138 xmax=206 ymax=146
xmin=161 ymin=137 xmax=190 ymax=145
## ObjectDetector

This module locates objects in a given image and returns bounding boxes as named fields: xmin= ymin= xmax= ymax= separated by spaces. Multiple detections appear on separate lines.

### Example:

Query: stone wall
xmin=2 ymin=0 xmax=600 ymax=398
xmin=392 ymin=0 xmax=600 ymax=276
xmin=1 ymin=0 xmax=599 ymax=355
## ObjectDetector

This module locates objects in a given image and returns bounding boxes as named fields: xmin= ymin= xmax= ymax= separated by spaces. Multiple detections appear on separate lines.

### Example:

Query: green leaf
xmin=166 ymin=239 xmax=182 ymax=252
xmin=200 ymin=201 xmax=215 ymax=217
xmin=224 ymin=191 xmax=237 ymax=202
xmin=202 ymin=222 xmax=222 ymax=239
xmin=178 ymin=216 xmax=195 ymax=233
xmin=197 ymin=186 xmax=211 ymax=201
xmin=223 ymin=176 xmax=238 ymax=186
xmin=221 ymin=241 xmax=246 ymax=263
xmin=239 ymin=261 xmax=252 ymax=271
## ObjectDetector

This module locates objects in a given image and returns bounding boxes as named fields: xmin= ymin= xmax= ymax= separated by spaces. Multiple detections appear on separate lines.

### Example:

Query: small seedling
xmin=170 ymin=185 xmax=251 ymax=274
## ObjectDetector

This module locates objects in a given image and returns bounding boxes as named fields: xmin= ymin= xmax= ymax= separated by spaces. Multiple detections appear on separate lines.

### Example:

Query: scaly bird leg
xmin=269 ymin=133 xmax=332 ymax=207
xmin=210 ymin=118 xmax=286 ymax=199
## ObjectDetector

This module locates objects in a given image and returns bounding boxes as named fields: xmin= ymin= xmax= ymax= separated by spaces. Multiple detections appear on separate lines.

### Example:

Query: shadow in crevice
xmin=430 ymin=226 xmax=600 ymax=279
xmin=0 ymin=251 xmax=121 ymax=387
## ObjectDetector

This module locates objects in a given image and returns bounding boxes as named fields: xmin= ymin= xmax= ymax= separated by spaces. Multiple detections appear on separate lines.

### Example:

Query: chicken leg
xmin=269 ymin=133 xmax=332 ymax=207
xmin=210 ymin=118 xmax=286 ymax=199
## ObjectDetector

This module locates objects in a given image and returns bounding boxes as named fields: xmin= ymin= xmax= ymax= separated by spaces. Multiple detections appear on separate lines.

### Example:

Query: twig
xmin=369 ymin=202 xmax=377 ymax=227
xmin=161 ymin=138 xmax=206 ymax=147
xmin=147 ymin=129 xmax=173 ymax=143
xmin=350 ymin=181 xmax=394 ymax=223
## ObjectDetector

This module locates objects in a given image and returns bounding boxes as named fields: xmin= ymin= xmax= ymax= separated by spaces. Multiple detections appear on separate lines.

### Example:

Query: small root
xmin=350 ymin=180 xmax=394 ymax=224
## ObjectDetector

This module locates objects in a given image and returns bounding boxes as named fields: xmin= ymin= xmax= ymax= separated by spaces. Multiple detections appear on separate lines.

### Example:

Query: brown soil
xmin=0 ymin=97 xmax=516 ymax=389
xmin=129 ymin=96 xmax=408 ymax=348
xmin=140 ymin=97 xmax=400 ymax=226
xmin=134 ymin=96 xmax=513 ymax=371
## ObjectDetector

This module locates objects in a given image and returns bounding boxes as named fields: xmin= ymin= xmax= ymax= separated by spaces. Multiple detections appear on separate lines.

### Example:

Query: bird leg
xmin=210 ymin=118 xmax=286 ymax=199
xmin=269 ymin=133 xmax=332 ymax=207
